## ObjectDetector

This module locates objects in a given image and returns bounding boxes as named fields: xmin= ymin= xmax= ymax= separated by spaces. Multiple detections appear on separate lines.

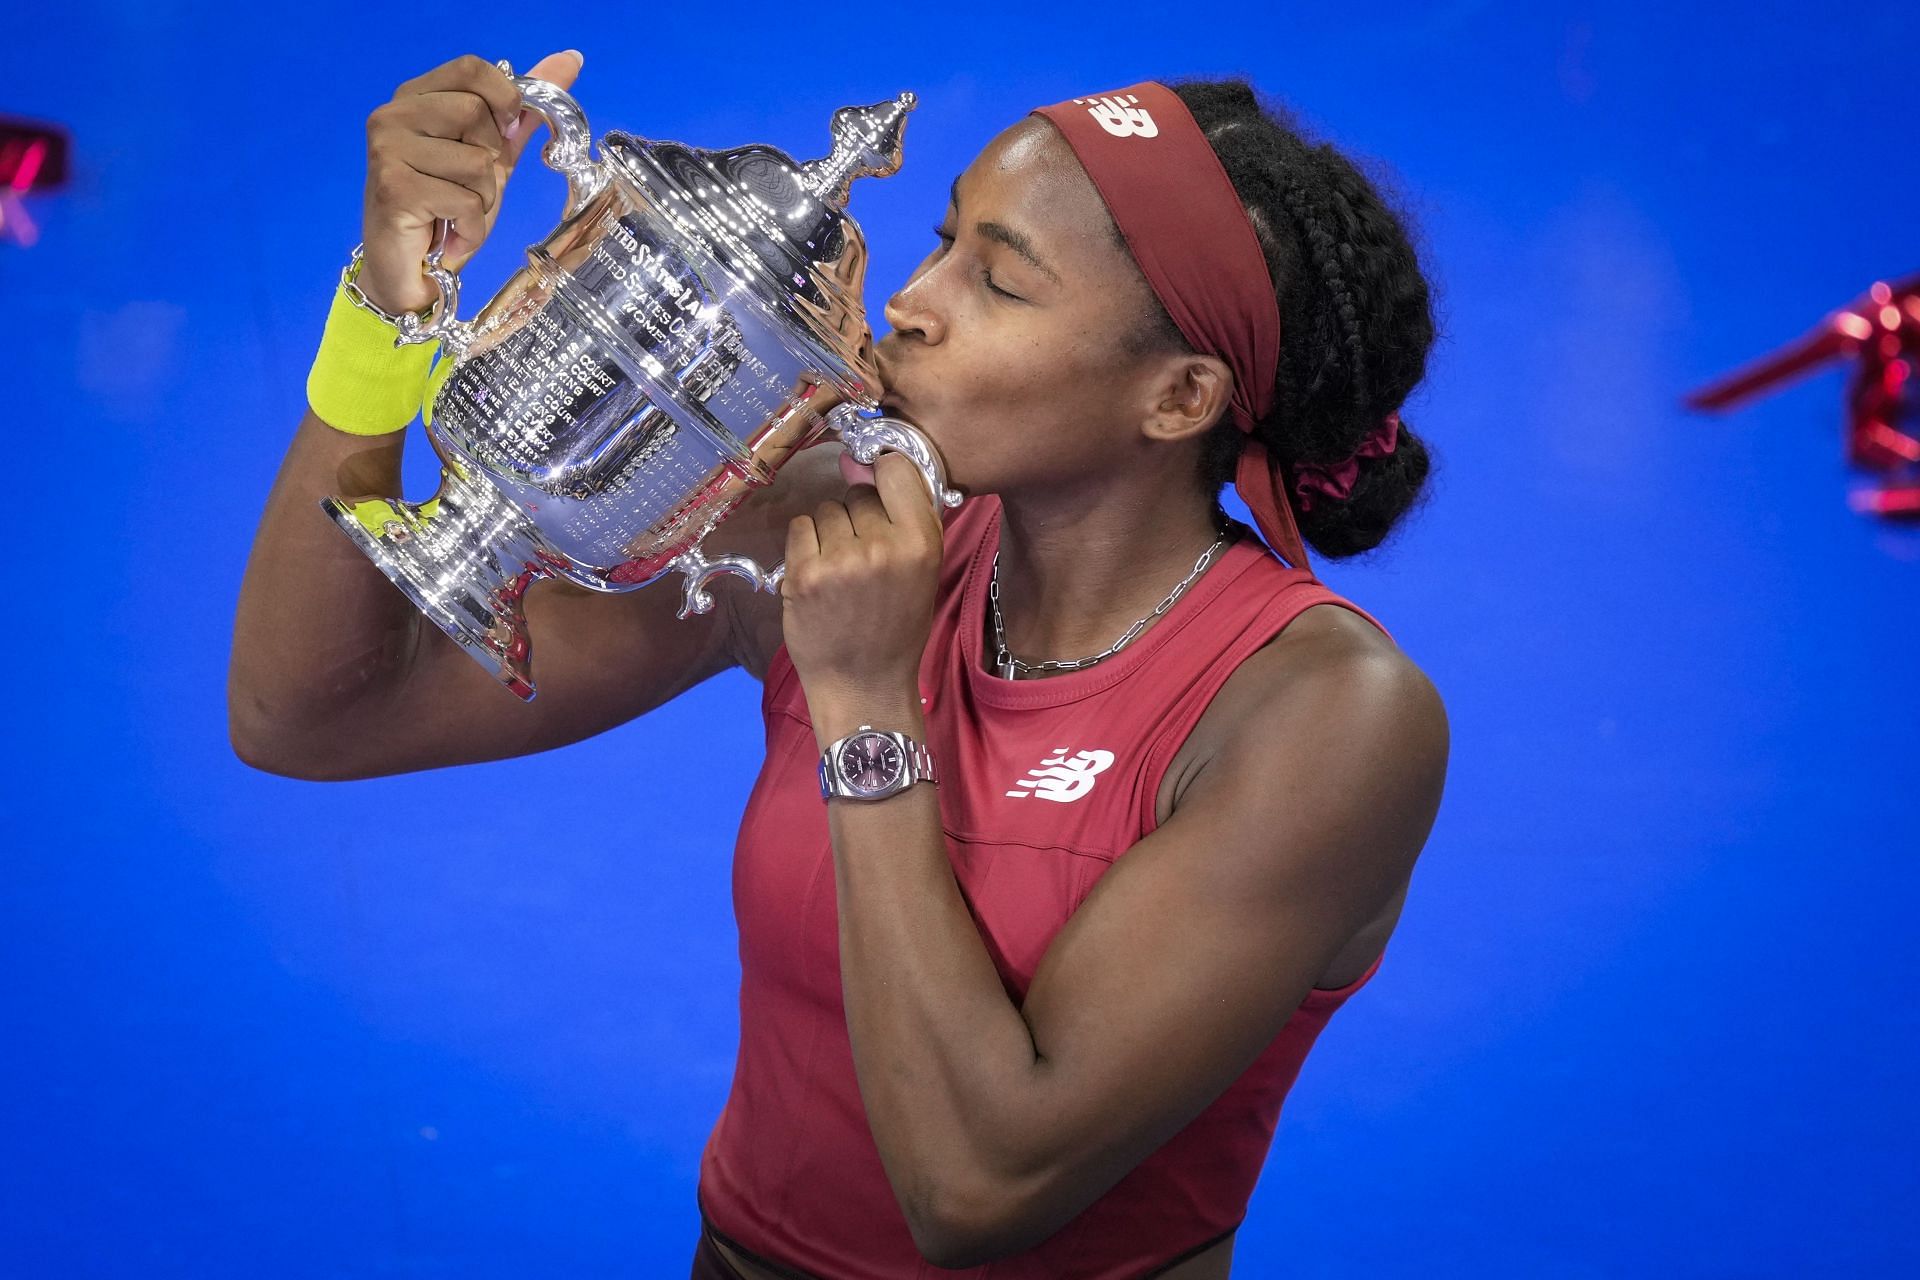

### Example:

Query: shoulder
xmin=1241 ymin=600 xmax=1441 ymax=732
xmin=1180 ymin=601 xmax=1449 ymax=832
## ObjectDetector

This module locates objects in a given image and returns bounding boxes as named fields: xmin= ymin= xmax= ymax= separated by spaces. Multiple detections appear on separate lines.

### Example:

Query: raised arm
xmin=227 ymin=52 xmax=841 ymax=780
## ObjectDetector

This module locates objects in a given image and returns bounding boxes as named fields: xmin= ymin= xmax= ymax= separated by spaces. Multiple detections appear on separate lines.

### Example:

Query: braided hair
xmin=1124 ymin=80 xmax=1439 ymax=559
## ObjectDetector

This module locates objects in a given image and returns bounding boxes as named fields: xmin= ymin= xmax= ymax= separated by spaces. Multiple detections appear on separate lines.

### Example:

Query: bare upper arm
xmin=1163 ymin=604 xmax=1431 ymax=984
xmin=967 ymin=638 xmax=1448 ymax=1249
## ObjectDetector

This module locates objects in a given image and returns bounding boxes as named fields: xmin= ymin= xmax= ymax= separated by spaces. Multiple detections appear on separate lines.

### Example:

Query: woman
xmin=230 ymin=51 xmax=1447 ymax=1280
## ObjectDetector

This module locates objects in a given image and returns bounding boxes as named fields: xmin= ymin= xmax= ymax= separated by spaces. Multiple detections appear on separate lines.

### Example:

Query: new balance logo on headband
xmin=1074 ymin=94 xmax=1159 ymax=139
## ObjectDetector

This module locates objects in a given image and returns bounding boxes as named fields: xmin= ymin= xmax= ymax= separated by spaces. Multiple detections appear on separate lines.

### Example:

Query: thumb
xmin=500 ymin=49 xmax=585 ymax=165
xmin=526 ymin=48 xmax=584 ymax=90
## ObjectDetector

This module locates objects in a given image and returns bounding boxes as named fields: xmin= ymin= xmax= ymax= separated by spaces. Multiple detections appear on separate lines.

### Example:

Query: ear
xmin=1140 ymin=354 xmax=1235 ymax=445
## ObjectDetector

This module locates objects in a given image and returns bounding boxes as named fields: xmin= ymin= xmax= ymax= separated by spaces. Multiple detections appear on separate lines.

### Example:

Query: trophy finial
xmin=800 ymin=92 xmax=917 ymax=208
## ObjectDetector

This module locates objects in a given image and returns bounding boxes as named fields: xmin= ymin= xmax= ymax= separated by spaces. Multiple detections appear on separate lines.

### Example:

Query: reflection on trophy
xmin=322 ymin=67 xmax=963 ymax=700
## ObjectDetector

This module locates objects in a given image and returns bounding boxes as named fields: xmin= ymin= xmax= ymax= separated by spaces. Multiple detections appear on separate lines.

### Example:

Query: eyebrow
xmin=949 ymin=175 xmax=1062 ymax=286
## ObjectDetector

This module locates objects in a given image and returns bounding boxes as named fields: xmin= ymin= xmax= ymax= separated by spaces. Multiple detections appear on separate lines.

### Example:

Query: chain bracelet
xmin=340 ymin=243 xmax=439 ymax=330
xmin=989 ymin=520 xmax=1238 ymax=679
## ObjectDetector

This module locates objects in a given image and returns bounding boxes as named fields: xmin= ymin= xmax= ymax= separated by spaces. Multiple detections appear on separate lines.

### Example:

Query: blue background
xmin=4 ymin=2 xmax=1916 ymax=1275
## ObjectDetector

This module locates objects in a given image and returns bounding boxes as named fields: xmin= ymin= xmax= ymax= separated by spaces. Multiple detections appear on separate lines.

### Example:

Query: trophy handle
xmin=395 ymin=60 xmax=610 ymax=357
xmin=665 ymin=407 xmax=965 ymax=619
xmin=506 ymin=71 xmax=609 ymax=217
xmin=825 ymin=404 xmax=966 ymax=509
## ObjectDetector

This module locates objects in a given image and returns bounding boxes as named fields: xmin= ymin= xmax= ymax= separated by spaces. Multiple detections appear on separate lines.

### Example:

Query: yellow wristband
xmin=306 ymin=278 xmax=440 ymax=437
xmin=421 ymin=353 xmax=456 ymax=429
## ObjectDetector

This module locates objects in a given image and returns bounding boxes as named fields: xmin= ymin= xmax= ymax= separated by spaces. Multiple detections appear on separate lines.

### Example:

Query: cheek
xmin=941 ymin=338 xmax=1078 ymax=441
xmin=1001 ymin=329 xmax=1133 ymax=422
xmin=972 ymin=314 xmax=1114 ymax=395
xmin=940 ymin=343 xmax=1135 ymax=486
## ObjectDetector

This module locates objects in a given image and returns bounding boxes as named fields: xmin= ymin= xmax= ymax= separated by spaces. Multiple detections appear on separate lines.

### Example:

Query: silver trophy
xmin=322 ymin=67 xmax=962 ymax=700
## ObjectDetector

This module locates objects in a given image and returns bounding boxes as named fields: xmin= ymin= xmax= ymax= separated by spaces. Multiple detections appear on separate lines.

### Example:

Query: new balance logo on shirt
xmin=1006 ymin=747 xmax=1116 ymax=803
xmin=1074 ymin=94 xmax=1159 ymax=139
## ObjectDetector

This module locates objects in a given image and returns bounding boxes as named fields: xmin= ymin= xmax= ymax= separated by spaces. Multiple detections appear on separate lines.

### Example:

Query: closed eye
xmin=930 ymin=224 xmax=1025 ymax=302
xmin=981 ymin=272 xmax=1023 ymax=301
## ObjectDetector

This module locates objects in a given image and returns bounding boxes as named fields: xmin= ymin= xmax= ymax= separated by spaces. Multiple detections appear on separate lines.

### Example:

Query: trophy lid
xmin=800 ymin=93 xmax=917 ymax=209
xmin=599 ymin=94 xmax=916 ymax=397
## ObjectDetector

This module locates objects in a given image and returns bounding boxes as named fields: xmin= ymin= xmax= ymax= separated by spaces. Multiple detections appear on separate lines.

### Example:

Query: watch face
xmin=839 ymin=733 xmax=905 ymax=792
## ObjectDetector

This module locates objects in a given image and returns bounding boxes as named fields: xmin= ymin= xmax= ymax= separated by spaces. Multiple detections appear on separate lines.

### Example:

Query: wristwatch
xmin=818 ymin=725 xmax=939 ymax=802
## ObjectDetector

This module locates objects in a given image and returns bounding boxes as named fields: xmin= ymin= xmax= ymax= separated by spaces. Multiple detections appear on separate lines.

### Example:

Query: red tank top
xmin=698 ymin=493 xmax=1392 ymax=1279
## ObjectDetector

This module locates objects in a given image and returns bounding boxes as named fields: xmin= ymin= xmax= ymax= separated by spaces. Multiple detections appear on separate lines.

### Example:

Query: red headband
xmin=1033 ymin=82 xmax=1310 ymax=571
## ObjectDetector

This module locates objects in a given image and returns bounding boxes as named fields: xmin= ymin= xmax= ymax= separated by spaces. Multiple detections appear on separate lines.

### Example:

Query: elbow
xmin=226 ymin=696 xmax=348 ymax=782
xmin=906 ymin=1204 xmax=1002 ymax=1271
xmin=227 ymin=665 xmax=310 ymax=778
xmin=228 ymin=717 xmax=322 ymax=780
xmin=905 ymin=1174 xmax=1052 ymax=1271
xmin=226 ymin=630 xmax=410 ymax=781
xmin=228 ymin=698 xmax=290 ymax=777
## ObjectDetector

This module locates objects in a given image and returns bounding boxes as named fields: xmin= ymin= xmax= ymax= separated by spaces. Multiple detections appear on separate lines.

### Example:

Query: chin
xmin=908 ymin=419 xmax=972 ymax=490
xmin=880 ymin=400 xmax=937 ymax=446
xmin=871 ymin=397 xmax=973 ymax=488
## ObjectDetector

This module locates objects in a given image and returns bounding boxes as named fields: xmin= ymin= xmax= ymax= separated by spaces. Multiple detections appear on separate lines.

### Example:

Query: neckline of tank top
xmin=957 ymin=495 xmax=1313 ymax=711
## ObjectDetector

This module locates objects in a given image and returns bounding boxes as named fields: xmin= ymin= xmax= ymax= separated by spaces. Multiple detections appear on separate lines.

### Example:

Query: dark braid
xmin=1278 ymin=158 xmax=1368 ymax=405
xmin=1128 ymin=80 xmax=1440 ymax=559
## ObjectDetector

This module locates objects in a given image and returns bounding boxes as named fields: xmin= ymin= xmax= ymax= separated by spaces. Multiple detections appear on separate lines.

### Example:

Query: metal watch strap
xmin=898 ymin=736 xmax=938 ymax=787
xmin=819 ymin=728 xmax=939 ymax=802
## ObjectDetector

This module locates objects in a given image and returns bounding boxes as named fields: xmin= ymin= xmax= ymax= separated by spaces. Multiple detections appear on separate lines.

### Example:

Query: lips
xmin=873 ymin=342 xmax=908 ymax=406
xmin=875 ymin=375 xmax=913 ymax=420
xmin=847 ymin=373 xmax=911 ymax=488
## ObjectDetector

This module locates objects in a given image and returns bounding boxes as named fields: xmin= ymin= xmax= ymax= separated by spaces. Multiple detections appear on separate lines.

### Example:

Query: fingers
xmin=841 ymin=484 xmax=889 ymax=532
xmin=396 ymin=54 xmax=522 ymax=137
xmin=811 ymin=496 xmax=858 ymax=553
xmin=812 ymin=470 xmax=932 ymax=554
xmin=871 ymin=452 xmax=941 ymax=539
xmin=367 ymin=161 xmax=491 ymax=251
xmin=400 ymin=136 xmax=500 ymax=210
xmin=782 ymin=468 xmax=938 ymax=604
xmin=384 ymin=88 xmax=508 ymax=152
xmin=524 ymin=48 xmax=584 ymax=90
xmin=357 ymin=52 xmax=546 ymax=312
xmin=784 ymin=514 xmax=820 ymax=580
xmin=364 ymin=89 xmax=505 ymax=259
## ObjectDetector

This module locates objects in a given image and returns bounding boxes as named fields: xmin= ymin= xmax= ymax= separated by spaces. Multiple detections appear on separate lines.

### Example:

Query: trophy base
xmin=320 ymin=466 xmax=545 ymax=701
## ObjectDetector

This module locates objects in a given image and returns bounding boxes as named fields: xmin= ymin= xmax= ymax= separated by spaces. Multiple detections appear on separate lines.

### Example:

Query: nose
xmin=882 ymin=272 xmax=946 ymax=347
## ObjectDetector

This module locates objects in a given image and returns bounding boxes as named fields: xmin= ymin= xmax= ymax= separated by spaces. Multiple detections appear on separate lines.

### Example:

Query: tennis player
xmin=231 ymin=50 xmax=1449 ymax=1280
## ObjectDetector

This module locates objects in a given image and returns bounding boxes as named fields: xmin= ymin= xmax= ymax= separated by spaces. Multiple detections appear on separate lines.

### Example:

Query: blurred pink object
xmin=0 ymin=116 xmax=69 ymax=247
xmin=1686 ymin=272 xmax=1920 ymax=523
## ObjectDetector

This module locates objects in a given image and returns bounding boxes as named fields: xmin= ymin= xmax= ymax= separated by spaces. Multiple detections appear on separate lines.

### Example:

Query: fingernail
xmin=504 ymin=115 xmax=523 ymax=140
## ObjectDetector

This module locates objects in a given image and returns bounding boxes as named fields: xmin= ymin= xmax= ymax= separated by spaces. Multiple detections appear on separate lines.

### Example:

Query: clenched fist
xmin=780 ymin=451 xmax=946 ymax=704
xmin=357 ymin=49 xmax=584 ymax=316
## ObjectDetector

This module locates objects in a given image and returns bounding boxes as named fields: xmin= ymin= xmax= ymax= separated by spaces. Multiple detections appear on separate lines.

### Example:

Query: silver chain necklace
xmin=989 ymin=520 xmax=1236 ymax=680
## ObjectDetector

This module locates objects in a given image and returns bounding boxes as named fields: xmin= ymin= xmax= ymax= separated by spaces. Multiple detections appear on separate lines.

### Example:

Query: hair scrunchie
xmin=1292 ymin=411 xmax=1401 ymax=512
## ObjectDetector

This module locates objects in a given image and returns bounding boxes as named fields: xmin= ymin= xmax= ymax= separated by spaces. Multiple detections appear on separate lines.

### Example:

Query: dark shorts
xmin=689 ymin=1220 xmax=817 ymax=1280
xmin=691 ymin=1220 xmax=1237 ymax=1279
xmin=689 ymin=1227 xmax=742 ymax=1280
